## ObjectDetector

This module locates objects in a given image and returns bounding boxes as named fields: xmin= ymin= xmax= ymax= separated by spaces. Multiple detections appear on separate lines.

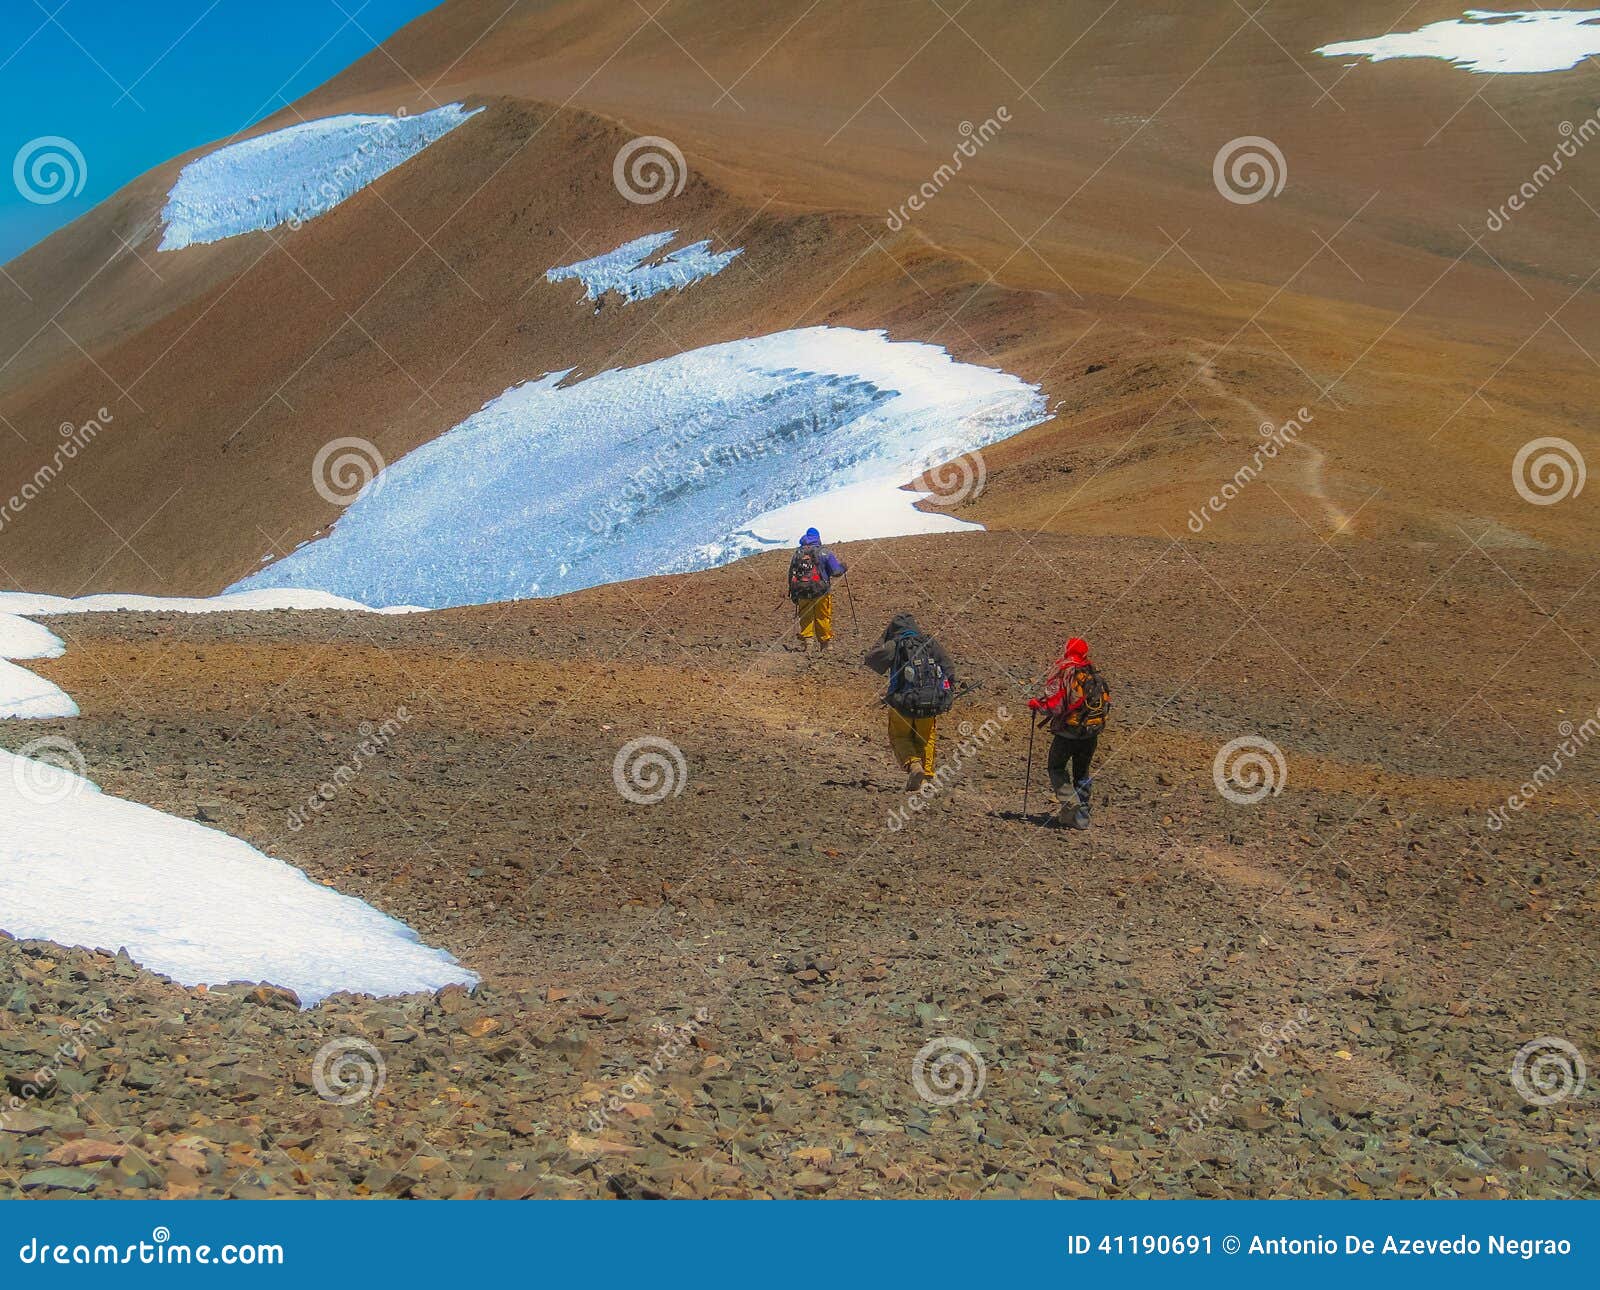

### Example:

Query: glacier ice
xmin=159 ymin=103 xmax=482 ymax=251
xmin=546 ymin=230 xmax=742 ymax=304
xmin=1316 ymin=10 xmax=1600 ymax=74
xmin=0 ymin=748 xmax=476 ymax=1005
xmin=231 ymin=326 xmax=1050 ymax=609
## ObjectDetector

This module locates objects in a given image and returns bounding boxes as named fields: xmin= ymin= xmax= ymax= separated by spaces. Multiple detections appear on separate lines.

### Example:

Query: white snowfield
xmin=0 ymin=749 xmax=476 ymax=1006
xmin=546 ymin=230 xmax=742 ymax=304
xmin=0 ymin=612 xmax=65 ymax=660
xmin=1316 ymin=10 xmax=1600 ymax=74
xmin=159 ymin=103 xmax=482 ymax=251
xmin=0 ymin=614 xmax=73 ymax=720
xmin=0 ymin=659 xmax=77 ymax=720
xmin=0 ymin=588 xmax=418 ymax=616
xmin=231 ymin=326 xmax=1049 ymax=609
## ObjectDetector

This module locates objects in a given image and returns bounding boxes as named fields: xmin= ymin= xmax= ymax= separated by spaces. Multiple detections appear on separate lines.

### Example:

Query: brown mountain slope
xmin=1 ymin=0 xmax=1595 ymax=595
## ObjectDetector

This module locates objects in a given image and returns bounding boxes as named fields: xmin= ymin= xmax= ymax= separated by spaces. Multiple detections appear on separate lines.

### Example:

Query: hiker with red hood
xmin=1028 ymin=637 xmax=1110 ymax=829
xmin=787 ymin=527 xmax=847 ymax=652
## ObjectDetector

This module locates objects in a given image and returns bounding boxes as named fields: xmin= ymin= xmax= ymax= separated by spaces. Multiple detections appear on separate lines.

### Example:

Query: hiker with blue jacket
xmin=865 ymin=613 xmax=957 ymax=790
xmin=787 ymin=527 xmax=847 ymax=652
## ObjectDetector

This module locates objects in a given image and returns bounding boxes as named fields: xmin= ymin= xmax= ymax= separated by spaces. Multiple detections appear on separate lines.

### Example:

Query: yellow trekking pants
xmin=797 ymin=594 xmax=833 ymax=642
xmin=888 ymin=710 xmax=938 ymax=774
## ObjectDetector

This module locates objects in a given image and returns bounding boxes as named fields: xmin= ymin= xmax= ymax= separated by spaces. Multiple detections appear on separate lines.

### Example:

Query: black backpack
xmin=888 ymin=631 xmax=954 ymax=717
xmin=788 ymin=546 xmax=831 ymax=602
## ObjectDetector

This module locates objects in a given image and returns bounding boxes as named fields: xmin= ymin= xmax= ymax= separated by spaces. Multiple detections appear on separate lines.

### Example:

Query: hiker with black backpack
xmin=787 ymin=527 xmax=848 ymax=652
xmin=1027 ymin=637 xmax=1110 ymax=830
xmin=864 ymin=613 xmax=958 ymax=790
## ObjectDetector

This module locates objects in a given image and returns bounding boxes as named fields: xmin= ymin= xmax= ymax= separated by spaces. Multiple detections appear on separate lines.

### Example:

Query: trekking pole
xmin=842 ymin=575 xmax=859 ymax=634
xmin=1022 ymin=719 xmax=1037 ymax=818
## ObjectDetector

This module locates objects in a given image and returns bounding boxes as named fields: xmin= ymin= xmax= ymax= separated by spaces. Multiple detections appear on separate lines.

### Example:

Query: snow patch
xmin=0 ymin=614 xmax=72 ymax=719
xmin=0 ymin=659 xmax=77 ymax=720
xmin=546 ymin=231 xmax=742 ymax=304
xmin=0 ymin=750 xmax=475 ymax=1005
xmin=159 ymin=103 xmax=482 ymax=251
xmin=1316 ymin=10 xmax=1600 ymax=74
xmin=0 ymin=613 xmax=65 ymax=660
xmin=230 ymin=327 xmax=1049 ymax=609
xmin=0 ymin=588 xmax=420 ymax=616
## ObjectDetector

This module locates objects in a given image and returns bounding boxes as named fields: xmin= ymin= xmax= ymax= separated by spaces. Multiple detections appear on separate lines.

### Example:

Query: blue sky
xmin=0 ymin=0 xmax=442 ymax=265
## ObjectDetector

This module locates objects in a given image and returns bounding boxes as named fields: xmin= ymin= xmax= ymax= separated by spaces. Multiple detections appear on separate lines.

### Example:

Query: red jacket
xmin=1029 ymin=638 xmax=1095 ymax=728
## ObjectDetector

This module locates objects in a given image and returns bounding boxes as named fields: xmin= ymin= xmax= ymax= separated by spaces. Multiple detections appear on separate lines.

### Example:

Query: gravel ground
xmin=2 ymin=532 xmax=1596 ymax=1198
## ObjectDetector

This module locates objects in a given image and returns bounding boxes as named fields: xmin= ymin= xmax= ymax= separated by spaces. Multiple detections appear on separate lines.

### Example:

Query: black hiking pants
xmin=1047 ymin=733 xmax=1097 ymax=795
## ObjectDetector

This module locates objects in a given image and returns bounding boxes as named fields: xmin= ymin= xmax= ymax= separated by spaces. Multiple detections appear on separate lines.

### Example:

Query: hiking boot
xmin=818 ymin=637 xmax=832 ymax=652
xmin=1071 ymin=777 xmax=1092 ymax=830
xmin=905 ymin=765 xmax=927 ymax=791
xmin=1054 ymin=796 xmax=1077 ymax=826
